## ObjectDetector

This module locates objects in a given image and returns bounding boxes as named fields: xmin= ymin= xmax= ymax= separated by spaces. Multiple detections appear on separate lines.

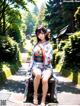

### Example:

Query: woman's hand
xmin=38 ymin=43 xmax=44 ymax=49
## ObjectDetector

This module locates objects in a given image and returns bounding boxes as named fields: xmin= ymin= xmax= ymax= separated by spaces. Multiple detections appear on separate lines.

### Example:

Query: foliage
xmin=6 ymin=8 xmax=26 ymax=45
xmin=0 ymin=0 xmax=35 ymax=51
xmin=58 ymin=40 xmax=67 ymax=51
xmin=0 ymin=0 xmax=26 ymax=35
xmin=54 ymin=33 xmax=80 ymax=84
xmin=52 ymin=49 xmax=58 ymax=67
xmin=74 ymin=6 xmax=80 ymax=30
xmin=45 ymin=0 xmax=80 ymax=35
xmin=0 ymin=35 xmax=22 ymax=65
xmin=64 ymin=32 xmax=80 ymax=69
xmin=55 ymin=52 xmax=61 ymax=65
xmin=52 ymin=43 xmax=57 ymax=50
xmin=45 ymin=0 xmax=64 ymax=34
xmin=54 ymin=32 xmax=80 ymax=75
xmin=0 ymin=62 xmax=20 ymax=84
xmin=25 ymin=13 xmax=35 ymax=35
xmin=38 ymin=3 xmax=46 ymax=25
xmin=8 ymin=24 xmax=21 ymax=43
xmin=0 ymin=0 xmax=35 ymax=35
xmin=31 ymin=3 xmax=47 ymax=34
xmin=32 ymin=5 xmax=39 ymax=16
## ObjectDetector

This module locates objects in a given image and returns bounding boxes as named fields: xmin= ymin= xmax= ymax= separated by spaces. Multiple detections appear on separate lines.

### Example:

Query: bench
xmin=25 ymin=75 xmax=58 ymax=103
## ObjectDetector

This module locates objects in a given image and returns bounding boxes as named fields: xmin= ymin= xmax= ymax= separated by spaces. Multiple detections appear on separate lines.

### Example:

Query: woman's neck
xmin=40 ymin=39 xmax=46 ymax=43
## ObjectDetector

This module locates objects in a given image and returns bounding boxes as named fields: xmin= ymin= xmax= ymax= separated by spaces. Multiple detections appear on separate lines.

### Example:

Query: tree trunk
xmin=2 ymin=0 xmax=6 ymax=35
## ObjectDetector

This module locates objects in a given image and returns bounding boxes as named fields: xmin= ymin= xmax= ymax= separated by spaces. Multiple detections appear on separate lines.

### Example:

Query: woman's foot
xmin=40 ymin=97 xmax=46 ymax=106
xmin=40 ymin=102 xmax=46 ymax=106
xmin=33 ymin=95 xmax=38 ymax=105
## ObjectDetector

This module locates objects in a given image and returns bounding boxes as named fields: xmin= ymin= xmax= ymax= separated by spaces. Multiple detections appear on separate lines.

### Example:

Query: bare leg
xmin=41 ymin=70 xmax=51 ymax=106
xmin=32 ymin=68 xmax=41 ymax=104
xmin=42 ymin=78 xmax=48 ymax=104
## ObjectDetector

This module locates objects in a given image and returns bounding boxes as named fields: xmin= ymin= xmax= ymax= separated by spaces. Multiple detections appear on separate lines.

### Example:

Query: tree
xmin=32 ymin=5 xmax=39 ymax=16
xmin=45 ymin=0 xmax=80 ymax=35
xmin=25 ymin=13 xmax=35 ymax=36
xmin=45 ymin=0 xmax=63 ymax=34
xmin=38 ymin=3 xmax=46 ymax=25
xmin=0 ymin=0 xmax=35 ymax=36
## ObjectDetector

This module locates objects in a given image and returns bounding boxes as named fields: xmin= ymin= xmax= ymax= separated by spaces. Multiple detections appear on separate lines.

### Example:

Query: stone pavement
xmin=0 ymin=39 xmax=80 ymax=106
xmin=0 ymin=63 xmax=30 ymax=106
xmin=0 ymin=62 xmax=80 ymax=106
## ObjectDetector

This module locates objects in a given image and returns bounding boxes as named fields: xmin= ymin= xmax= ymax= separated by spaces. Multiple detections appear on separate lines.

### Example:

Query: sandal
xmin=33 ymin=96 xmax=38 ymax=105
xmin=40 ymin=103 xmax=46 ymax=106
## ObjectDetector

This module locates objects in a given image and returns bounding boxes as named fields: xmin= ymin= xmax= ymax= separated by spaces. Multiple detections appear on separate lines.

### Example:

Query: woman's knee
xmin=42 ymin=78 xmax=48 ymax=84
xmin=33 ymin=69 xmax=41 ymax=79
xmin=35 ymin=73 xmax=41 ymax=79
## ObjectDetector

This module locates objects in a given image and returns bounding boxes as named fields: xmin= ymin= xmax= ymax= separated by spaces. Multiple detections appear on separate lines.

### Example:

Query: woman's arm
xmin=39 ymin=43 xmax=53 ymax=65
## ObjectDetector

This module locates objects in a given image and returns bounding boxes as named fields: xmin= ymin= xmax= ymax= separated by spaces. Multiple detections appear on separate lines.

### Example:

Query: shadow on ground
xmin=0 ymin=79 xmax=25 ymax=93
xmin=57 ymin=82 xmax=80 ymax=94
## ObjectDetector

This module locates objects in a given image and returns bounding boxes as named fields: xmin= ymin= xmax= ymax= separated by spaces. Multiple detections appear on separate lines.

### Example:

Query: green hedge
xmin=55 ymin=31 xmax=80 ymax=85
xmin=52 ymin=43 xmax=57 ymax=49
xmin=0 ymin=35 xmax=22 ymax=64
xmin=0 ymin=62 xmax=19 ymax=84
xmin=63 ymin=31 xmax=80 ymax=69
xmin=0 ymin=35 xmax=22 ymax=84
xmin=58 ymin=40 xmax=67 ymax=51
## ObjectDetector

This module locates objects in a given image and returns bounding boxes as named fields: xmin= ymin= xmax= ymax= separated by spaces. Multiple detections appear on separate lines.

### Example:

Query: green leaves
xmin=64 ymin=31 xmax=80 ymax=67
xmin=0 ymin=0 xmax=35 ymax=36
xmin=0 ymin=36 xmax=17 ymax=62
xmin=45 ymin=1 xmax=80 ymax=34
xmin=74 ymin=6 xmax=80 ymax=29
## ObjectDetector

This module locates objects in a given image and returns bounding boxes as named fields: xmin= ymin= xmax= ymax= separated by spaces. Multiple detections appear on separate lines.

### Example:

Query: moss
xmin=56 ymin=63 xmax=80 ymax=85
xmin=2 ymin=64 xmax=12 ymax=77
xmin=78 ymin=72 xmax=80 ymax=85
xmin=66 ymin=71 xmax=80 ymax=85
xmin=55 ymin=64 xmax=63 ymax=72
xmin=54 ymin=31 xmax=80 ymax=85
xmin=0 ymin=62 xmax=20 ymax=84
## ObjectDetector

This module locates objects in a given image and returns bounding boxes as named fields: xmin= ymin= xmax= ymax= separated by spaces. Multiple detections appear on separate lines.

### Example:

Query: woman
xmin=28 ymin=26 xmax=53 ymax=106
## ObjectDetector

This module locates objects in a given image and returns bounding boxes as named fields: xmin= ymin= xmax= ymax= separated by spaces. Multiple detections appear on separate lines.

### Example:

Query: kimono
xmin=28 ymin=41 xmax=53 ymax=73
xmin=25 ymin=41 xmax=58 ymax=100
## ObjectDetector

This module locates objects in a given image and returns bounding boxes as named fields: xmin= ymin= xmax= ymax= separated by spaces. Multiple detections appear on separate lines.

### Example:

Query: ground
xmin=0 ymin=39 xmax=80 ymax=106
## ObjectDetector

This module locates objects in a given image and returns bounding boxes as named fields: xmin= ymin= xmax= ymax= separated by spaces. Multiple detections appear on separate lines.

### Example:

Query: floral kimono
xmin=28 ymin=41 xmax=53 ymax=73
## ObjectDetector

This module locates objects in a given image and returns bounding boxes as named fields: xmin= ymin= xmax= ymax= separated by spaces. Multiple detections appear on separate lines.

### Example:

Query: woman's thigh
xmin=32 ymin=67 xmax=42 ymax=77
xmin=42 ymin=69 xmax=52 ymax=80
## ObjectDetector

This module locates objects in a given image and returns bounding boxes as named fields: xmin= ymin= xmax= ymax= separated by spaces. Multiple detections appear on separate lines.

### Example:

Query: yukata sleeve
xmin=28 ymin=50 xmax=34 ymax=71
xmin=26 ymin=50 xmax=34 ymax=79
xmin=43 ymin=44 xmax=53 ymax=66
xmin=25 ymin=51 xmax=34 ymax=80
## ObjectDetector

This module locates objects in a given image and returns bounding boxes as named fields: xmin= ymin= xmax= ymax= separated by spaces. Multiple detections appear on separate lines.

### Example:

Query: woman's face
xmin=37 ymin=31 xmax=45 ymax=42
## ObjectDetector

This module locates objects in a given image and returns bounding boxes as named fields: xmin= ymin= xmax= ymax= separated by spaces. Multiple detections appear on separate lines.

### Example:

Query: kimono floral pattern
xmin=28 ymin=41 xmax=53 ymax=71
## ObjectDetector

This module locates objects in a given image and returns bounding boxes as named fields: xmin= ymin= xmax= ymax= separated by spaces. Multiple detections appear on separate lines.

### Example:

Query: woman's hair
xmin=35 ymin=26 xmax=50 ymax=42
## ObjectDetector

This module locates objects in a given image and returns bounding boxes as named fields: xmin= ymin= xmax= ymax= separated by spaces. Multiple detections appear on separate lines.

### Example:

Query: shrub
xmin=74 ymin=6 xmax=80 ymax=30
xmin=64 ymin=31 xmax=80 ymax=69
xmin=0 ymin=35 xmax=22 ymax=65
xmin=55 ymin=52 xmax=61 ymax=64
xmin=58 ymin=40 xmax=67 ymax=51
xmin=52 ymin=49 xmax=58 ymax=67
xmin=8 ymin=24 xmax=26 ymax=51
xmin=0 ymin=62 xmax=20 ymax=84
xmin=52 ymin=43 xmax=57 ymax=49
xmin=8 ymin=24 xmax=22 ymax=43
